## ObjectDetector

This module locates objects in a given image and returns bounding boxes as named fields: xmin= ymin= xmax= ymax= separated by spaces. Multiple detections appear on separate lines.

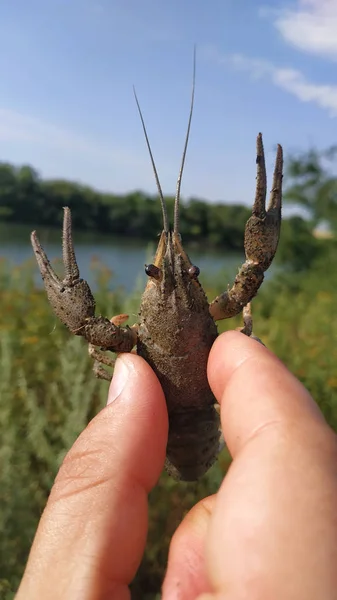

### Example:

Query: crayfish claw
xmin=244 ymin=135 xmax=283 ymax=271
xmin=31 ymin=230 xmax=63 ymax=291
xmin=62 ymin=207 xmax=80 ymax=283
xmin=31 ymin=209 xmax=96 ymax=334
xmin=31 ymin=208 xmax=137 ymax=356
xmin=209 ymin=135 xmax=283 ymax=322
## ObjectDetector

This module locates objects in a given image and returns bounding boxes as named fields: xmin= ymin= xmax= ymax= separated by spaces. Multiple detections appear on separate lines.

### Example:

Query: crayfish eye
xmin=145 ymin=264 xmax=162 ymax=280
xmin=188 ymin=265 xmax=200 ymax=280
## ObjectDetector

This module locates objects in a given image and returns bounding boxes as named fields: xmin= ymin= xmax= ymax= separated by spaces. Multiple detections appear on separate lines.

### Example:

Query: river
xmin=0 ymin=222 xmax=269 ymax=293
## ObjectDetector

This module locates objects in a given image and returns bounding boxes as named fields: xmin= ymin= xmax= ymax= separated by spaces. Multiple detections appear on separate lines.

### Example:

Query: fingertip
xmin=162 ymin=496 xmax=215 ymax=598
xmin=208 ymin=330 xmax=266 ymax=401
xmin=207 ymin=331 xmax=325 ymax=456
xmin=104 ymin=351 xmax=169 ymax=490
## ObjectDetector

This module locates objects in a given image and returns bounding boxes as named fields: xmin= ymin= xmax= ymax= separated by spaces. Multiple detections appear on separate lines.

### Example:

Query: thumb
xmin=17 ymin=353 xmax=168 ymax=600
xmin=202 ymin=331 xmax=337 ymax=599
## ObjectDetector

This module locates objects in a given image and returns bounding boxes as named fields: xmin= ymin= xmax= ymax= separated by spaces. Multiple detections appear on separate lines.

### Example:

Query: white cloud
xmin=0 ymin=106 xmax=183 ymax=195
xmin=0 ymin=108 xmax=144 ymax=168
xmin=272 ymin=67 xmax=337 ymax=114
xmin=0 ymin=109 xmax=93 ymax=151
xmin=206 ymin=48 xmax=337 ymax=117
xmin=270 ymin=0 xmax=337 ymax=60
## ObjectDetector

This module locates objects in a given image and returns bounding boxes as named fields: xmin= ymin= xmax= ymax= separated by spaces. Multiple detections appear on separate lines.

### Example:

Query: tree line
xmin=0 ymin=162 xmax=254 ymax=250
xmin=0 ymin=144 xmax=336 ymax=253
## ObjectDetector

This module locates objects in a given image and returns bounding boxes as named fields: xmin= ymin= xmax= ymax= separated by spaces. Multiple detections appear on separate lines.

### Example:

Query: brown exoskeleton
xmin=31 ymin=60 xmax=283 ymax=482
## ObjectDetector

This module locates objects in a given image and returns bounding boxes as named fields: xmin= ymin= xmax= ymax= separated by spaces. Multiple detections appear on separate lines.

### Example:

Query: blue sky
xmin=1 ymin=0 xmax=337 ymax=206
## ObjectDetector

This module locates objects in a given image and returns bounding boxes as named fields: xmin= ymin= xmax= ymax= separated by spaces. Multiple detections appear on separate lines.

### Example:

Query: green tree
xmin=276 ymin=215 xmax=321 ymax=272
xmin=284 ymin=146 xmax=337 ymax=231
xmin=0 ymin=163 xmax=17 ymax=219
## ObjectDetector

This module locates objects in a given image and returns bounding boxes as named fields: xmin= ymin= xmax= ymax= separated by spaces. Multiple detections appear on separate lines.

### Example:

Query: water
xmin=0 ymin=222 xmax=246 ymax=293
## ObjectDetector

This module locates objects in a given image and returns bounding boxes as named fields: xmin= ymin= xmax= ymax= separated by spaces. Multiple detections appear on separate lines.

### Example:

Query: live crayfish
xmin=31 ymin=63 xmax=283 ymax=482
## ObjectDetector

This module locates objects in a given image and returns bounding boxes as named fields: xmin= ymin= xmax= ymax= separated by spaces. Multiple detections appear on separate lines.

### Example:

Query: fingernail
xmin=107 ymin=357 xmax=129 ymax=404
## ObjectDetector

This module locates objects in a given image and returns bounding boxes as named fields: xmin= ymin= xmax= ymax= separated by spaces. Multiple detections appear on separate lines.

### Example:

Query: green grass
xmin=1 ymin=255 xmax=337 ymax=598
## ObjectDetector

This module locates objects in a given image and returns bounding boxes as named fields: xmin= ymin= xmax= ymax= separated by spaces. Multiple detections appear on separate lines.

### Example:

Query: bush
xmin=1 ymin=254 xmax=337 ymax=598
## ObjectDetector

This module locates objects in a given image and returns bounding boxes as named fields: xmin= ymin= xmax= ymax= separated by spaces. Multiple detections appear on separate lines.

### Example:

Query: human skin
xmin=16 ymin=331 xmax=337 ymax=599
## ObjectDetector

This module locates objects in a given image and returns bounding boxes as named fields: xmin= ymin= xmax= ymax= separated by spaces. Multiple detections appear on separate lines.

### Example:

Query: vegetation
xmin=1 ymin=146 xmax=337 ymax=598
xmin=0 ymin=162 xmax=253 ymax=249
xmin=285 ymin=144 xmax=337 ymax=231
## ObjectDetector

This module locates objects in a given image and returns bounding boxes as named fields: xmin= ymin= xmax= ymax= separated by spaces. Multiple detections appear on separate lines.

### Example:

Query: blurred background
xmin=1 ymin=1 xmax=337 ymax=598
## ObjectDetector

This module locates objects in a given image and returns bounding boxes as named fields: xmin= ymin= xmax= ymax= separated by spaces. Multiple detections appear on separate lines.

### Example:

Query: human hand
xmin=16 ymin=331 xmax=337 ymax=599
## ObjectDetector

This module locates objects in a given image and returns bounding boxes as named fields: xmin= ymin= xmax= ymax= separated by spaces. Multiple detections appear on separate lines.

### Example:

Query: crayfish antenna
xmin=133 ymin=87 xmax=169 ymax=234
xmin=173 ymin=46 xmax=196 ymax=234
